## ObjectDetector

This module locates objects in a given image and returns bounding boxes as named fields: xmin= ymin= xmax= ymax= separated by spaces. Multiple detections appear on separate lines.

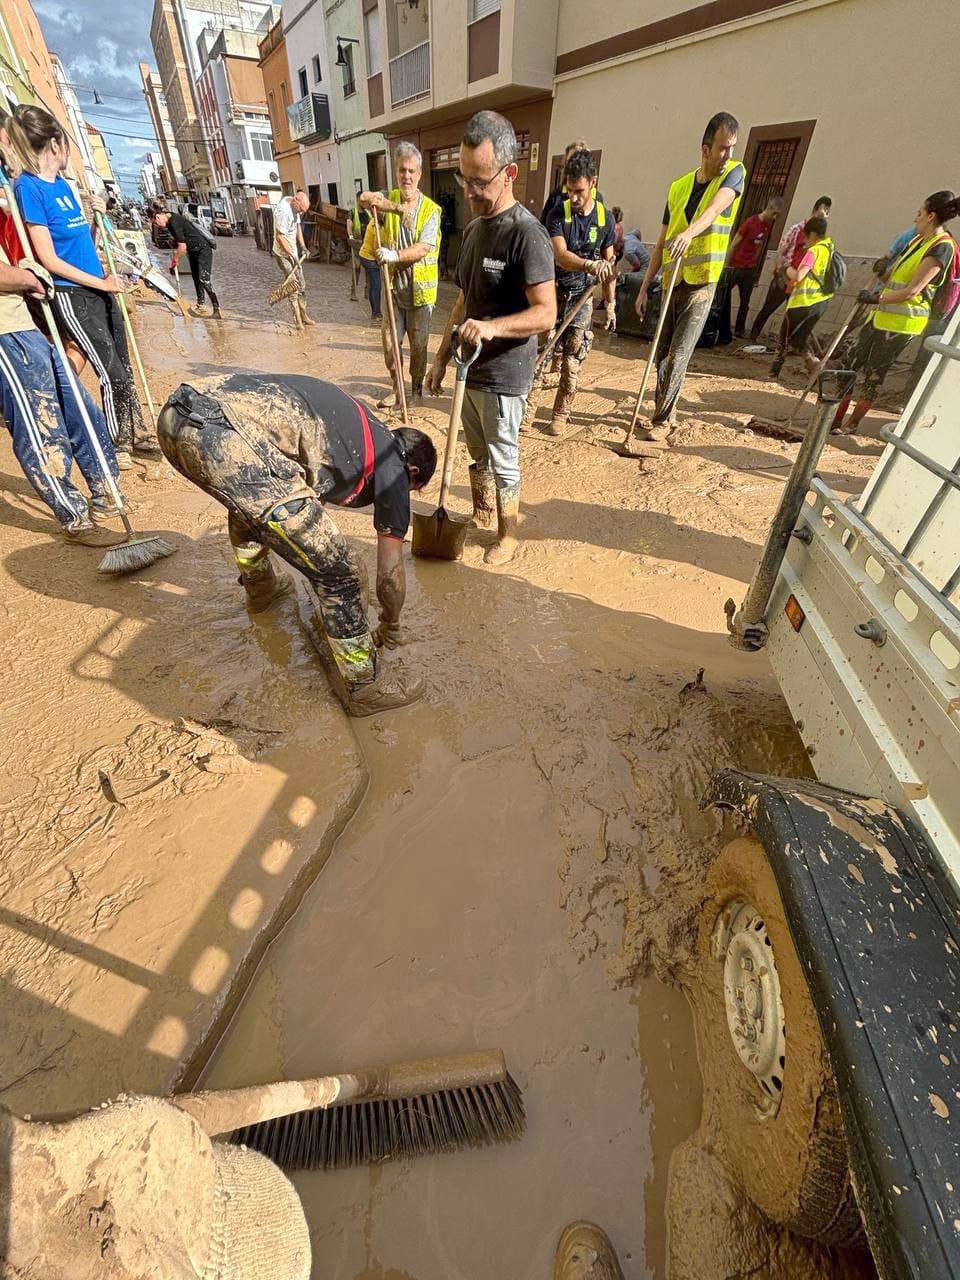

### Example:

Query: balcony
xmin=286 ymin=92 xmax=332 ymax=144
xmin=389 ymin=40 xmax=429 ymax=109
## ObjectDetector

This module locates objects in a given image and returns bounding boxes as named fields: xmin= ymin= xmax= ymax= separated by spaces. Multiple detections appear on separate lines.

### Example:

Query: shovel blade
xmin=411 ymin=507 xmax=470 ymax=561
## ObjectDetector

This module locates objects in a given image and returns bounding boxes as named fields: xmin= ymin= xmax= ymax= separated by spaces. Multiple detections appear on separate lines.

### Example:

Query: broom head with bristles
xmin=269 ymin=276 xmax=301 ymax=306
xmin=98 ymin=535 xmax=176 ymax=575
xmin=229 ymin=1050 xmax=525 ymax=1171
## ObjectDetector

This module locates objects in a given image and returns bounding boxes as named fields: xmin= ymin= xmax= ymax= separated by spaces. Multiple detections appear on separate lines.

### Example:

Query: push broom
xmin=1 ymin=171 xmax=174 ymax=574
xmin=175 ymin=1048 xmax=525 ymax=1172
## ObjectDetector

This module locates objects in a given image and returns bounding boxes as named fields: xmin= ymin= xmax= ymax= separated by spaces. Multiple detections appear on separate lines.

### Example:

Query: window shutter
xmin=470 ymin=0 xmax=500 ymax=21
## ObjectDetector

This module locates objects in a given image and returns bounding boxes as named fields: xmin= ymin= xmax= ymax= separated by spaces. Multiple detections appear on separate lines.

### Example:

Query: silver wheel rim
xmin=712 ymin=899 xmax=787 ymax=1118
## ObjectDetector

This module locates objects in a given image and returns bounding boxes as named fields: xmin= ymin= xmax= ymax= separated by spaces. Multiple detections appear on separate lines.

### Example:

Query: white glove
xmin=377 ymin=247 xmax=399 ymax=266
xmin=603 ymin=301 xmax=616 ymax=333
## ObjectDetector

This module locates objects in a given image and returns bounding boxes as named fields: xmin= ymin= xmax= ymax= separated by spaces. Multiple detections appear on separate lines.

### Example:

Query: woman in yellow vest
xmin=359 ymin=142 xmax=442 ymax=406
xmin=833 ymin=190 xmax=959 ymax=434
xmin=771 ymin=215 xmax=834 ymax=377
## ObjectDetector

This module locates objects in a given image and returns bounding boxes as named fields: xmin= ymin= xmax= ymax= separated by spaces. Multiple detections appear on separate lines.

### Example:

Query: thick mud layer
xmin=1 ymin=239 xmax=886 ymax=1275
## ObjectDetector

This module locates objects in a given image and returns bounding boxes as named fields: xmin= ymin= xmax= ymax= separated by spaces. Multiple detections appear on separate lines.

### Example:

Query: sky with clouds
xmin=32 ymin=0 xmax=160 ymax=196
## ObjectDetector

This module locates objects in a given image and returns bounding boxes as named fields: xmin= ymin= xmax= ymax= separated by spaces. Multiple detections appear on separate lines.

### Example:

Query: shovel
xmin=412 ymin=329 xmax=481 ymax=561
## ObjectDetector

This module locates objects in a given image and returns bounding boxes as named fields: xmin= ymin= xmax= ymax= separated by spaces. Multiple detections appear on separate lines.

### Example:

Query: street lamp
xmin=335 ymin=37 xmax=360 ymax=66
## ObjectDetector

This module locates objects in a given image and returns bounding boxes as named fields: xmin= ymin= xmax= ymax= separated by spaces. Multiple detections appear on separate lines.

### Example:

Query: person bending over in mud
xmin=157 ymin=374 xmax=436 ymax=717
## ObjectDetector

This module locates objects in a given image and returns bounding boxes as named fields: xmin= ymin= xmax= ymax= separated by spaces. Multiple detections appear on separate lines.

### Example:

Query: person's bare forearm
xmin=553 ymin=243 xmax=592 ymax=273
xmin=486 ymin=302 xmax=554 ymax=340
xmin=376 ymin=557 xmax=406 ymax=623
xmin=603 ymin=274 xmax=616 ymax=305
xmin=0 ymin=263 xmax=37 ymax=294
xmin=395 ymin=241 xmax=431 ymax=267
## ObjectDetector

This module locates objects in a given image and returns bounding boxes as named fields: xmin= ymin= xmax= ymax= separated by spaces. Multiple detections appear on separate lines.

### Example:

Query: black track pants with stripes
xmin=52 ymin=285 xmax=147 ymax=454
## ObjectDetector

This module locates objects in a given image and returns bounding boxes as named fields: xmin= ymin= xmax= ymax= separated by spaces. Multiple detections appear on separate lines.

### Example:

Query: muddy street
xmin=0 ymin=238 xmax=884 ymax=1277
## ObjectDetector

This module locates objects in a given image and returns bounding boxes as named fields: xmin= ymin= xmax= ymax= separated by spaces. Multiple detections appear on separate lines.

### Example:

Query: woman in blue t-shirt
xmin=12 ymin=106 xmax=156 ymax=465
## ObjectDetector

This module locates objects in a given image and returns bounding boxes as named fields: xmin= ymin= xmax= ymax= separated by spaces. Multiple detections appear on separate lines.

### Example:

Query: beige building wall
xmin=550 ymin=0 xmax=953 ymax=256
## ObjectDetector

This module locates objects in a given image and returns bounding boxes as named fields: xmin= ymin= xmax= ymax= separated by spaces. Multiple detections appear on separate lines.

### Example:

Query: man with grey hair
xmin=425 ymin=109 xmax=556 ymax=567
xmin=359 ymin=142 xmax=442 ymax=406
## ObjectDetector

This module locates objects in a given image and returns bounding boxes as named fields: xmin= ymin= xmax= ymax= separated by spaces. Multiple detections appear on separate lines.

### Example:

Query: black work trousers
xmin=52 ymin=285 xmax=147 ymax=453
xmin=187 ymin=245 xmax=220 ymax=309
xmin=718 ymin=266 xmax=758 ymax=342
xmin=749 ymin=271 xmax=789 ymax=340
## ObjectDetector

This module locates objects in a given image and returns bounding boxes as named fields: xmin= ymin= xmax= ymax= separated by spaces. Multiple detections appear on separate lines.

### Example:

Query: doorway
xmin=736 ymin=120 xmax=817 ymax=245
xmin=430 ymin=165 xmax=464 ymax=278
xmin=367 ymin=150 xmax=388 ymax=191
xmin=548 ymin=148 xmax=603 ymax=202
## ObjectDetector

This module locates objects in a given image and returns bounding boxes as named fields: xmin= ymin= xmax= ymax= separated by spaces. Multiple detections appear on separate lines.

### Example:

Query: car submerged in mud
xmin=701 ymin=312 xmax=960 ymax=1278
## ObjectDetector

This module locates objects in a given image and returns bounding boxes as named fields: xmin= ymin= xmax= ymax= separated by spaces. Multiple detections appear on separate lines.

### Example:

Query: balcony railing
xmin=389 ymin=40 xmax=430 ymax=108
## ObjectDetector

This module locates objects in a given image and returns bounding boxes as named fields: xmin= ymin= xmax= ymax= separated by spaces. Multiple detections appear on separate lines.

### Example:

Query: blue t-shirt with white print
xmin=15 ymin=173 xmax=104 ymax=287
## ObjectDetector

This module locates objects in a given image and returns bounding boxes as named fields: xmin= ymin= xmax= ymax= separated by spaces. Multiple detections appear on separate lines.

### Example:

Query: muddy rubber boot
xmin=548 ymin=379 xmax=578 ymax=436
xmin=484 ymin=485 xmax=519 ymax=566
xmin=241 ymin=562 xmax=293 ymax=612
xmin=554 ymin=1222 xmax=625 ymax=1280
xmin=469 ymin=463 xmax=496 ymax=530
xmin=345 ymin=664 xmax=425 ymax=717
xmin=297 ymin=297 xmax=316 ymax=327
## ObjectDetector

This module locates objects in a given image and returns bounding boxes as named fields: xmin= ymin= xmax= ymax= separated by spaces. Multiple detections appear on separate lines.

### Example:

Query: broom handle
xmin=624 ymin=252 xmax=683 ymax=440
xmin=173 ymin=1050 xmax=508 ymax=1136
xmin=95 ymin=211 xmax=157 ymax=428
xmin=373 ymin=208 xmax=409 ymax=424
xmin=0 ymin=170 xmax=130 ymax=528
xmin=534 ymin=287 xmax=595 ymax=379
xmin=783 ymin=298 xmax=869 ymax=429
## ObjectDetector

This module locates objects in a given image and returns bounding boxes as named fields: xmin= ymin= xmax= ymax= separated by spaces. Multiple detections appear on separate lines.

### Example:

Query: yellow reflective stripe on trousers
xmin=267 ymin=519 xmax=317 ymax=571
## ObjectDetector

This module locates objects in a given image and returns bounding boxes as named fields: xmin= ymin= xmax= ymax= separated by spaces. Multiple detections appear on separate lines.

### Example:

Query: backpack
xmin=934 ymin=237 xmax=960 ymax=318
xmin=822 ymin=240 xmax=847 ymax=294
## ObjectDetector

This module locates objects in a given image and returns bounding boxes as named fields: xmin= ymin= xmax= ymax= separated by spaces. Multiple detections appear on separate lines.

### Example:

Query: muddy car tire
xmin=695 ymin=836 xmax=864 ymax=1247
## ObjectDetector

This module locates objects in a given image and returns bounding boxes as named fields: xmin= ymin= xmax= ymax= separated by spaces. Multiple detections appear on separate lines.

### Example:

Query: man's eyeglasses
xmin=454 ymin=163 xmax=509 ymax=193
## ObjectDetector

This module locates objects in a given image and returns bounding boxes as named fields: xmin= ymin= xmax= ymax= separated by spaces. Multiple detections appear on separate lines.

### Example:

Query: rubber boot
xmin=542 ymin=347 xmax=562 ymax=391
xmin=830 ymin=394 xmax=853 ymax=434
xmin=469 ymin=463 xmax=496 ymax=530
xmin=548 ymin=369 xmax=578 ymax=436
xmin=553 ymin=1222 xmax=624 ymax=1280
xmin=484 ymin=485 xmax=519 ymax=566
xmin=331 ymin=635 xmax=424 ymax=716
xmin=296 ymin=296 xmax=316 ymax=327
xmin=238 ymin=557 xmax=293 ymax=613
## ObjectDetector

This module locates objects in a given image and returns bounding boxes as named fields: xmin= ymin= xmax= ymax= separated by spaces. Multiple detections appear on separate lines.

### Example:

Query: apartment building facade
xmin=196 ymin=21 xmax=280 ymax=224
xmin=150 ymin=0 xmax=214 ymax=194
xmin=357 ymin=0 xmax=559 ymax=265
xmin=139 ymin=61 xmax=187 ymax=196
xmin=281 ymin=0 xmax=340 ymax=207
xmin=322 ymin=0 xmax=387 ymax=207
xmin=259 ymin=16 xmax=304 ymax=192
xmin=549 ymin=0 xmax=954 ymax=258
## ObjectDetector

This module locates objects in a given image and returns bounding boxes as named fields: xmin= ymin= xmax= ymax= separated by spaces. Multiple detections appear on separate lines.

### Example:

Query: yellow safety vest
xmin=664 ymin=159 xmax=746 ymax=286
xmin=562 ymin=197 xmax=606 ymax=239
xmin=874 ymin=230 xmax=954 ymax=335
xmin=351 ymin=207 xmax=362 ymax=239
xmin=787 ymin=238 xmax=834 ymax=310
xmin=355 ymin=188 xmax=440 ymax=306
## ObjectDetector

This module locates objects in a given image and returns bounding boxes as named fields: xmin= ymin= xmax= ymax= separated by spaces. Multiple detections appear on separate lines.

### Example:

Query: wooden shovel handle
xmin=373 ymin=209 xmax=409 ymax=424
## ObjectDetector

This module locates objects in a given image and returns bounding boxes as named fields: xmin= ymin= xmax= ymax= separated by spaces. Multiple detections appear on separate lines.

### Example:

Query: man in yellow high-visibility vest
xmin=359 ymin=142 xmax=441 ymax=408
xmin=633 ymin=111 xmax=745 ymax=442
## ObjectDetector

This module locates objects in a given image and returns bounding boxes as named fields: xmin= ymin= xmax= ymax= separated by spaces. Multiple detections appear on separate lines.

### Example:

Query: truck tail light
xmin=785 ymin=594 xmax=805 ymax=632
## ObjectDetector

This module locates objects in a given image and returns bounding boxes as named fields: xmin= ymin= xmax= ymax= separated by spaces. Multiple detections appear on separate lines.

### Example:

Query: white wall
xmin=281 ymin=0 xmax=341 ymax=196
xmin=550 ymin=0 xmax=955 ymax=257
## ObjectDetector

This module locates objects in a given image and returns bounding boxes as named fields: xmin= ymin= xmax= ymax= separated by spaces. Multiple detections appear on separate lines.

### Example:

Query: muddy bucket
xmin=412 ymin=330 xmax=481 ymax=562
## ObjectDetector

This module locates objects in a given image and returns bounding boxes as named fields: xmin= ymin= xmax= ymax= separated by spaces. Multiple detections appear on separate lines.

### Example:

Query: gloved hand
xmin=373 ymin=616 xmax=404 ymax=648
xmin=377 ymin=247 xmax=399 ymax=266
xmin=603 ymin=301 xmax=616 ymax=332
xmin=583 ymin=258 xmax=614 ymax=284
xmin=20 ymin=259 xmax=54 ymax=300
xmin=857 ymin=288 xmax=876 ymax=304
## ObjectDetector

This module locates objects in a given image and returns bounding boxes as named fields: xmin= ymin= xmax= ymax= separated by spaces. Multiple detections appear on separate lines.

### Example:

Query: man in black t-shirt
xmin=149 ymin=206 xmax=222 ymax=319
xmin=530 ymin=149 xmax=616 ymax=433
xmin=156 ymin=374 xmax=437 ymax=717
xmin=425 ymin=110 xmax=555 ymax=567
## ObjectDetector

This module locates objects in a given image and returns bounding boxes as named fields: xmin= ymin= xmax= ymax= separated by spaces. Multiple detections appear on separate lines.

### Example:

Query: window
xmin=267 ymin=90 xmax=278 ymax=134
xmin=280 ymin=80 xmax=289 ymax=109
xmin=469 ymin=0 xmax=500 ymax=18
xmin=298 ymin=66 xmax=308 ymax=97
xmin=341 ymin=43 xmax=356 ymax=97
xmin=363 ymin=8 xmax=382 ymax=75
xmin=312 ymin=54 xmax=322 ymax=83
xmin=250 ymin=131 xmax=274 ymax=162
xmin=327 ymin=182 xmax=338 ymax=206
